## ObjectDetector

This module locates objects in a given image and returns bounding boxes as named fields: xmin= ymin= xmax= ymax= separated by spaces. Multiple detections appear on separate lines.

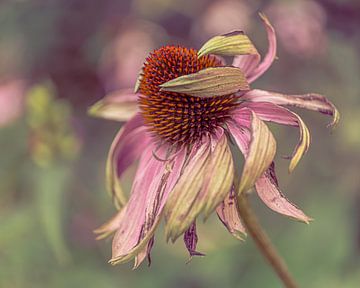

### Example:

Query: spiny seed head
xmin=138 ymin=46 xmax=239 ymax=147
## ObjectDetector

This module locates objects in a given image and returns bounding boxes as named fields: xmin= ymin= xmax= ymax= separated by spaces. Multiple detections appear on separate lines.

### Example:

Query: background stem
xmin=237 ymin=193 xmax=299 ymax=288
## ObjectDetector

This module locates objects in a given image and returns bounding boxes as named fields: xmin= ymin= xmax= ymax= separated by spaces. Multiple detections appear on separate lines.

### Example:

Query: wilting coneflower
xmin=90 ymin=14 xmax=339 ymax=271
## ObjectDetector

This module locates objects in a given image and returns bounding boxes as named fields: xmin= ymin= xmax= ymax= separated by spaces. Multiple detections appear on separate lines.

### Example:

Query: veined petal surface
xmin=160 ymin=67 xmax=249 ymax=97
xmin=216 ymin=186 xmax=246 ymax=240
xmin=198 ymin=31 xmax=258 ymax=58
xmin=165 ymin=129 xmax=233 ymax=241
xmin=242 ymin=89 xmax=339 ymax=127
xmin=110 ymin=144 xmax=187 ymax=266
xmin=239 ymin=101 xmax=310 ymax=172
xmin=232 ymin=109 xmax=277 ymax=195
xmin=255 ymin=163 xmax=312 ymax=223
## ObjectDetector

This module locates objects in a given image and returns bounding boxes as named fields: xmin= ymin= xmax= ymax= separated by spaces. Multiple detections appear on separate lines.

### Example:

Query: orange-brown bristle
xmin=138 ymin=46 xmax=239 ymax=146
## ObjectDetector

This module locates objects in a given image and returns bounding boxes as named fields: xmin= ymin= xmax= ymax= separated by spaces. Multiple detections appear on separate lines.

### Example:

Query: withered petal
xmin=109 ymin=144 xmax=187 ymax=266
xmin=105 ymin=114 xmax=149 ymax=209
xmin=216 ymin=186 xmax=246 ymax=240
xmin=235 ymin=110 xmax=277 ymax=195
xmin=242 ymin=89 xmax=339 ymax=128
xmin=88 ymin=89 xmax=138 ymax=122
xmin=255 ymin=163 xmax=312 ymax=223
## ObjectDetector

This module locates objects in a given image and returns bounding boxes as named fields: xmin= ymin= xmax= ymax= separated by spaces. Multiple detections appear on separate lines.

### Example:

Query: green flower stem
xmin=237 ymin=193 xmax=298 ymax=288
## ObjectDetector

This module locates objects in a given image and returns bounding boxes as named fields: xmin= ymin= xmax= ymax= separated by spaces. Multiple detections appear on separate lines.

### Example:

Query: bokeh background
xmin=1 ymin=0 xmax=360 ymax=287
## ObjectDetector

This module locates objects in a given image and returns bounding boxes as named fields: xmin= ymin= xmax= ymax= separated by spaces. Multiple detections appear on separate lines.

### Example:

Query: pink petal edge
xmin=238 ymin=101 xmax=299 ymax=127
xmin=255 ymin=163 xmax=312 ymax=223
xmin=110 ymin=143 xmax=187 ymax=266
xmin=227 ymin=110 xmax=310 ymax=222
xmin=242 ymin=89 xmax=339 ymax=127
xmin=106 ymin=113 xmax=149 ymax=208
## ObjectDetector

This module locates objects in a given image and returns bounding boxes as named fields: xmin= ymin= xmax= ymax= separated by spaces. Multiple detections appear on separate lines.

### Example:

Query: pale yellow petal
xmin=160 ymin=67 xmax=249 ymax=97
xmin=198 ymin=31 xmax=259 ymax=58
xmin=288 ymin=113 xmax=311 ymax=173
xmin=165 ymin=131 xmax=234 ymax=241
xmin=164 ymin=143 xmax=211 ymax=242
xmin=203 ymin=135 xmax=234 ymax=217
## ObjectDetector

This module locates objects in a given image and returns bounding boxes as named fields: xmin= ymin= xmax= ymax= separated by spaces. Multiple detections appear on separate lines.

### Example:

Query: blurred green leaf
xmin=32 ymin=164 xmax=72 ymax=265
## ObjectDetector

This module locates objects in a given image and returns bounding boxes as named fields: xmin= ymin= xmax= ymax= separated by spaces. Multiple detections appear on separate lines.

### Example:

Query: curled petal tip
xmin=258 ymin=12 xmax=271 ymax=25
xmin=108 ymin=258 xmax=118 ymax=266
xmin=245 ymin=13 xmax=277 ymax=83
xmin=288 ymin=114 xmax=311 ymax=173
xmin=327 ymin=109 xmax=340 ymax=130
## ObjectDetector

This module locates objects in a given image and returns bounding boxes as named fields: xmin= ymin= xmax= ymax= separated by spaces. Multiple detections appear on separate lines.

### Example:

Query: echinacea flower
xmin=90 ymin=14 xmax=339 ymax=268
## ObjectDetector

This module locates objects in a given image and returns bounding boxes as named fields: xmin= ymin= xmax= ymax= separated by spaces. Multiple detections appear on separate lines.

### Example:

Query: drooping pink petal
xmin=242 ymin=89 xmax=339 ymax=127
xmin=247 ymin=13 xmax=277 ymax=83
xmin=227 ymin=112 xmax=310 ymax=221
xmin=164 ymin=140 xmax=211 ymax=242
xmin=88 ymin=89 xmax=139 ymax=122
xmin=183 ymin=222 xmax=205 ymax=259
xmin=116 ymin=126 xmax=150 ymax=180
xmin=106 ymin=113 xmax=150 ymax=209
xmin=109 ymin=144 xmax=187 ymax=266
xmin=233 ymin=103 xmax=311 ymax=173
xmin=165 ymin=129 xmax=234 ymax=242
xmin=96 ymin=139 xmax=156 ymax=240
xmin=255 ymin=163 xmax=312 ymax=223
xmin=239 ymin=102 xmax=298 ymax=126
xmin=229 ymin=108 xmax=276 ymax=195
xmin=216 ymin=186 xmax=246 ymax=240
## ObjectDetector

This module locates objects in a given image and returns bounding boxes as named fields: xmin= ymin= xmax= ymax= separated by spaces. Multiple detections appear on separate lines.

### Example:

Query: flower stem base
xmin=237 ymin=193 xmax=299 ymax=288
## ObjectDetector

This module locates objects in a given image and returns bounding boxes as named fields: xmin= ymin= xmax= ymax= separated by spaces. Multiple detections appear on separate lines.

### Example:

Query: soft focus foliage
xmin=0 ymin=0 xmax=360 ymax=287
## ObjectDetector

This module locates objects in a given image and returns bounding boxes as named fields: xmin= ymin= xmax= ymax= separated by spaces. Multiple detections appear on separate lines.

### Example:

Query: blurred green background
xmin=1 ymin=0 xmax=360 ymax=287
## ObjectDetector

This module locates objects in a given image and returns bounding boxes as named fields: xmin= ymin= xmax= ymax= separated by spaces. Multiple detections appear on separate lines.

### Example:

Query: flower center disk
xmin=139 ymin=46 xmax=239 ymax=146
